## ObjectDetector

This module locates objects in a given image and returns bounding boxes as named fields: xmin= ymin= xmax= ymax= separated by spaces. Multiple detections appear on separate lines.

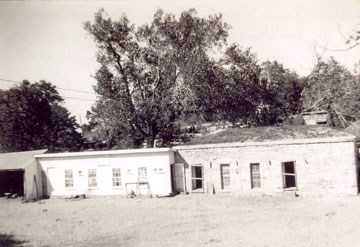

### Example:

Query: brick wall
xmin=175 ymin=139 xmax=358 ymax=197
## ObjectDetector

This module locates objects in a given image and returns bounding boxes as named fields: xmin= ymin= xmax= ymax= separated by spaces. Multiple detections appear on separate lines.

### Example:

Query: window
xmin=112 ymin=168 xmax=121 ymax=187
xmin=220 ymin=164 xmax=230 ymax=189
xmin=88 ymin=169 xmax=97 ymax=188
xmin=250 ymin=163 xmax=261 ymax=188
xmin=282 ymin=161 xmax=297 ymax=189
xmin=65 ymin=170 xmax=74 ymax=188
xmin=138 ymin=167 xmax=147 ymax=182
xmin=153 ymin=167 xmax=164 ymax=174
xmin=191 ymin=165 xmax=204 ymax=191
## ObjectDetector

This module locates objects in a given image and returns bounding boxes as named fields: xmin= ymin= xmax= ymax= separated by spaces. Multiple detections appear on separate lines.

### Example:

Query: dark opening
xmin=0 ymin=170 xmax=24 ymax=196
xmin=283 ymin=162 xmax=295 ymax=173
xmin=284 ymin=175 xmax=296 ymax=188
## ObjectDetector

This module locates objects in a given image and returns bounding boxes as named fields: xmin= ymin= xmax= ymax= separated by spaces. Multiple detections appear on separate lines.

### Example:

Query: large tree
xmin=84 ymin=9 xmax=230 ymax=147
xmin=0 ymin=80 xmax=83 ymax=152
xmin=301 ymin=57 xmax=359 ymax=128
xmin=256 ymin=60 xmax=302 ymax=125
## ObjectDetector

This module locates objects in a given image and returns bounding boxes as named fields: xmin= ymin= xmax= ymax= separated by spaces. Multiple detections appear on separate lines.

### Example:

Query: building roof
xmin=184 ymin=125 xmax=354 ymax=146
xmin=343 ymin=120 xmax=360 ymax=138
xmin=35 ymin=148 xmax=174 ymax=159
xmin=0 ymin=149 xmax=47 ymax=170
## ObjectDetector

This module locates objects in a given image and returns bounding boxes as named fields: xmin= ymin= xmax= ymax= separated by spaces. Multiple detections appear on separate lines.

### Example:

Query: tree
xmin=84 ymin=9 xmax=230 ymax=147
xmin=0 ymin=80 xmax=83 ymax=152
xmin=211 ymin=44 xmax=262 ymax=125
xmin=345 ymin=23 xmax=360 ymax=50
xmin=257 ymin=61 xmax=302 ymax=125
xmin=301 ymin=57 xmax=359 ymax=128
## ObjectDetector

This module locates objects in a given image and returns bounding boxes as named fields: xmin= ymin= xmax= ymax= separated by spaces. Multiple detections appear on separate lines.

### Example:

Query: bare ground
xmin=1 ymin=194 xmax=360 ymax=247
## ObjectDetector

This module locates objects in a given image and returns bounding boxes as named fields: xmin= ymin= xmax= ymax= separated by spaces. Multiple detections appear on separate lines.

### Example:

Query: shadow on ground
xmin=0 ymin=233 xmax=28 ymax=246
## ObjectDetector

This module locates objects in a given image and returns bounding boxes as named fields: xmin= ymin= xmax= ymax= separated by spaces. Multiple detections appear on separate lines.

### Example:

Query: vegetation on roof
xmin=186 ymin=125 xmax=351 ymax=145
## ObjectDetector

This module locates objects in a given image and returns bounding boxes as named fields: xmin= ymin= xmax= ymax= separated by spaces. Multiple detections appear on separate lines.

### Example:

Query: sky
xmin=0 ymin=0 xmax=359 ymax=124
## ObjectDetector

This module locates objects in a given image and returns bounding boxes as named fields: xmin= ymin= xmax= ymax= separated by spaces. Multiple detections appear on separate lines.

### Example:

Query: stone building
xmin=175 ymin=126 xmax=358 ymax=197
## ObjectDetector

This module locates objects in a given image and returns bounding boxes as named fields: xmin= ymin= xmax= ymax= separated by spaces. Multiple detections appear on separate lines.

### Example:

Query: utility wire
xmin=64 ymin=96 xmax=95 ymax=102
xmin=0 ymin=78 xmax=96 ymax=94
xmin=0 ymin=78 xmax=97 ymax=102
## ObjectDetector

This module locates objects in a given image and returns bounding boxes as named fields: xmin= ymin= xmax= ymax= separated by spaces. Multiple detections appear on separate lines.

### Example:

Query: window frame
xmin=112 ymin=168 xmax=122 ymax=188
xmin=88 ymin=169 xmax=97 ymax=189
xmin=138 ymin=167 xmax=148 ymax=182
xmin=64 ymin=169 xmax=74 ymax=189
xmin=220 ymin=164 xmax=231 ymax=190
xmin=250 ymin=163 xmax=261 ymax=189
xmin=282 ymin=161 xmax=297 ymax=190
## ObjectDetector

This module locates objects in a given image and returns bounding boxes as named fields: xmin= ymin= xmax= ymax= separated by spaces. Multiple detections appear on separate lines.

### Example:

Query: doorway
xmin=0 ymin=170 xmax=24 ymax=196
xmin=171 ymin=163 xmax=185 ymax=193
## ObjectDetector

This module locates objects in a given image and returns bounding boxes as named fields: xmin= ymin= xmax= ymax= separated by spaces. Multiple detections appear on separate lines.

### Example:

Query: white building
xmin=35 ymin=148 xmax=175 ymax=198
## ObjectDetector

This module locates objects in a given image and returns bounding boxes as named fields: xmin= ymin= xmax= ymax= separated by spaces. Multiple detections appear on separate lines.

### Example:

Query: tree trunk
xmin=146 ymin=133 xmax=157 ymax=148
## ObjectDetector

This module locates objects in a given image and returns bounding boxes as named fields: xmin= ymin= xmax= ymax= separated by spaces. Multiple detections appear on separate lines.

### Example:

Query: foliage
xmin=301 ymin=57 xmax=360 ymax=128
xmin=208 ymin=44 xmax=262 ymax=124
xmin=345 ymin=23 xmax=360 ymax=50
xmin=0 ymin=81 xmax=83 ymax=152
xmin=84 ymin=9 xmax=230 ymax=147
xmin=85 ymin=8 xmax=305 ymax=148
xmin=257 ymin=61 xmax=303 ymax=125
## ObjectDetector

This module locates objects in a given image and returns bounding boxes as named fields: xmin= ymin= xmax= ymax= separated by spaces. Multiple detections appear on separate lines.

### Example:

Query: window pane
xmin=283 ymin=162 xmax=295 ymax=174
xmin=284 ymin=175 xmax=296 ymax=188
xmin=65 ymin=170 xmax=73 ymax=178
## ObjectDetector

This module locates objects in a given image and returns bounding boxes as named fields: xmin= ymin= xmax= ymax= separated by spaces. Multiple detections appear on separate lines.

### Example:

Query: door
xmin=172 ymin=163 xmax=185 ymax=193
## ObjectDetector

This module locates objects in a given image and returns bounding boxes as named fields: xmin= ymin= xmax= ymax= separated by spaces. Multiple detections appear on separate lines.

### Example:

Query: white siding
xmin=37 ymin=151 xmax=174 ymax=197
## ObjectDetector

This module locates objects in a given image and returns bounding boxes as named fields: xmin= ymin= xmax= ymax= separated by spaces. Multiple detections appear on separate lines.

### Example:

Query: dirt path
xmin=1 ymin=194 xmax=359 ymax=246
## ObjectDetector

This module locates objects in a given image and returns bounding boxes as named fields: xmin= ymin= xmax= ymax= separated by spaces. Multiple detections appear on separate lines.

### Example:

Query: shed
xmin=301 ymin=111 xmax=329 ymax=125
xmin=0 ymin=149 xmax=46 ymax=201
xmin=174 ymin=126 xmax=359 ymax=196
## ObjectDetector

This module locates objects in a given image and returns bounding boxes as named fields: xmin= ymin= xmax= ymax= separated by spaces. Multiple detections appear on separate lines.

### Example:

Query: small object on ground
xmin=42 ymin=209 xmax=48 ymax=212
xmin=128 ymin=190 xmax=136 ymax=198
xmin=11 ymin=194 xmax=18 ymax=198
xmin=4 ymin=192 xmax=12 ymax=199
xmin=74 ymin=194 xmax=86 ymax=199
xmin=55 ymin=218 xmax=61 ymax=221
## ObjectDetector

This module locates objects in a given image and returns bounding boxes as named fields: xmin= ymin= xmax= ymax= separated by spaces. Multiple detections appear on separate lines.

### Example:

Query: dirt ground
xmin=1 ymin=194 xmax=360 ymax=247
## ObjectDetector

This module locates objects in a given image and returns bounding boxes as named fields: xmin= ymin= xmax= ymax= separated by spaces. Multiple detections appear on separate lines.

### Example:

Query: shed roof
xmin=0 ymin=150 xmax=47 ymax=170
xmin=185 ymin=125 xmax=354 ymax=146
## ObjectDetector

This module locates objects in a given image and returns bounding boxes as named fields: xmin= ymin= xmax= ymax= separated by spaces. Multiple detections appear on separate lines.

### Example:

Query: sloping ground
xmin=186 ymin=125 xmax=353 ymax=145
xmin=1 ymin=195 xmax=360 ymax=247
